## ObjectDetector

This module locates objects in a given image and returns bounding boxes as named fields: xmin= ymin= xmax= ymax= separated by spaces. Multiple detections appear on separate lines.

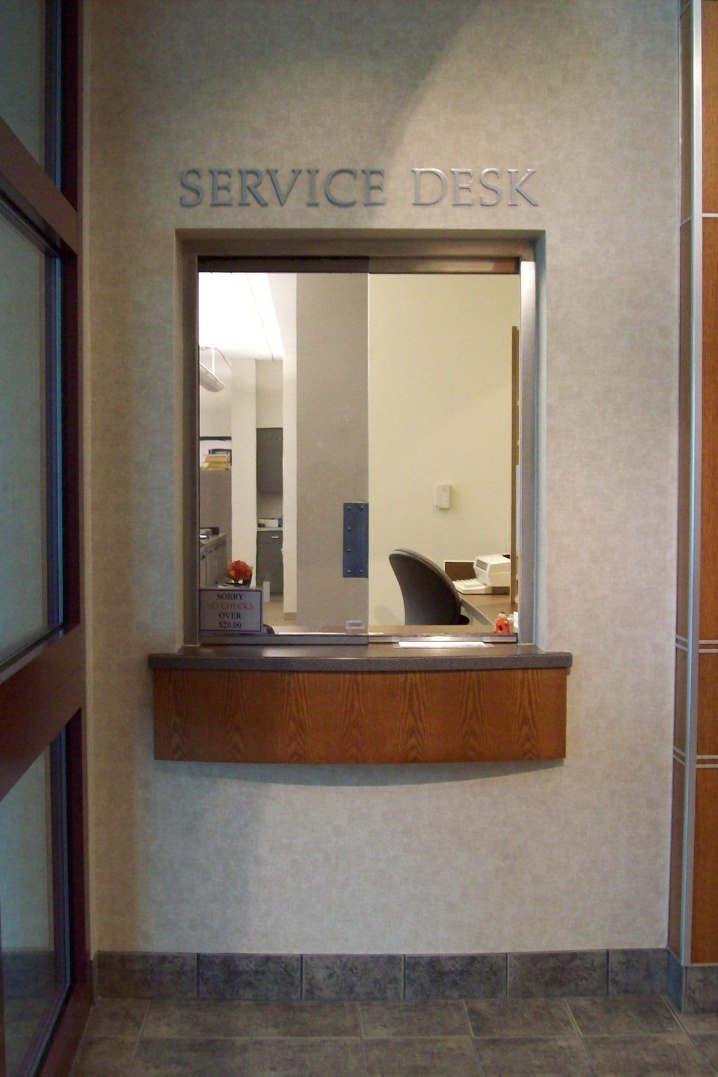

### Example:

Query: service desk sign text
xmin=200 ymin=587 xmax=263 ymax=634
xmin=179 ymin=166 xmax=538 ymax=209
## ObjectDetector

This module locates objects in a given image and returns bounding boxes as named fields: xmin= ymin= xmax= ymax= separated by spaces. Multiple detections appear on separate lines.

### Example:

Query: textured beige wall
xmin=86 ymin=0 xmax=678 ymax=953
xmin=368 ymin=275 xmax=519 ymax=624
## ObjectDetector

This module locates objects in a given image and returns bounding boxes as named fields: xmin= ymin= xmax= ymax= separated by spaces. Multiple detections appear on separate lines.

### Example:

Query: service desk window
xmin=0 ymin=207 xmax=62 ymax=665
xmin=188 ymin=240 xmax=537 ymax=643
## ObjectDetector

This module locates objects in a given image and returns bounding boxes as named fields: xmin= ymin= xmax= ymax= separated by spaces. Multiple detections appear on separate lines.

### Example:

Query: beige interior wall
xmin=86 ymin=0 xmax=678 ymax=954
xmin=198 ymin=382 xmax=231 ymax=439
xmin=255 ymin=361 xmax=283 ymax=428
xmin=272 ymin=275 xmax=298 ymax=614
xmin=230 ymin=360 xmax=257 ymax=565
xmin=368 ymin=274 xmax=519 ymax=624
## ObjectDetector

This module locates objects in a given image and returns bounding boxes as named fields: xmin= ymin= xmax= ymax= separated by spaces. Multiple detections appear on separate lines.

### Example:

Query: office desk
xmin=444 ymin=559 xmax=511 ymax=626
xmin=459 ymin=591 xmax=511 ymax=627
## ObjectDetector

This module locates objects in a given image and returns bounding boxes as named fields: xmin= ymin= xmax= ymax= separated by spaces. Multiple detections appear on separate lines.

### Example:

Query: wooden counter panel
xmin=153 ymin=667 xmax=567 ymax=764
xmin=669 ymin=758 xmax=686 ymax=958
xmin=681 ymin=8 xmax=692 ymax=222
xmin=700 ymin=221 xmax=718 ymax=637
xmin=674 ymin=646 xmax=688 ymax=756
xmin=704 ymin=1 xmax=718 ymax=213
xmin=677 ymin=225 xmax=692 ymax=640
xmin=692 ymin=767 xmax=718 ymax=962
xmin=698 ymin=651 xmax=718 ymax=756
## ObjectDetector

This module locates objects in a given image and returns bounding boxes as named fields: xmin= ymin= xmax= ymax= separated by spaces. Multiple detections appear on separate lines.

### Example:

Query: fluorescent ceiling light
xmin=199 ymin=272 xmax=285 ymax=361
xmin=198 ymin=361 xmax=225 ymax=392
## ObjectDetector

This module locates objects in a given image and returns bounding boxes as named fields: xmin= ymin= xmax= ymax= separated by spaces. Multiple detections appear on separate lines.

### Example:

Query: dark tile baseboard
xmin=96 ymin=947 xmax=671 ymax=1004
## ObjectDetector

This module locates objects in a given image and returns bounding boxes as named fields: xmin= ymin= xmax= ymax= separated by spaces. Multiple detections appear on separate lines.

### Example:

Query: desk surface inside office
xmin=460 ymin=592 xmax=512 ymax=626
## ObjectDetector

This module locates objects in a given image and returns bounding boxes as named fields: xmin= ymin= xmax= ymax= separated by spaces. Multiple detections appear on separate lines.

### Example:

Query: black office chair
xmin=389 ymin=548 xmax=470 ymax=626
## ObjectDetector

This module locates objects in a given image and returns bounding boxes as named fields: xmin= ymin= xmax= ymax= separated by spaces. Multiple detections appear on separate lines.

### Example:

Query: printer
xmin=474 ymin=553 xmax=512 ymax=593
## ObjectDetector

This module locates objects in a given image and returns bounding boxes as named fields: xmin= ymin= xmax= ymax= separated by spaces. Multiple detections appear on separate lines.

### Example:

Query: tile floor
xmin=69 ymin=994 xmax=718 ymax=1076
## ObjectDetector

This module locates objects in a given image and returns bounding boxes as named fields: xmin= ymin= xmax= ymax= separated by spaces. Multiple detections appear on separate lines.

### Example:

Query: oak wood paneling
xmin=675 ymin=645 xmax=688 ymax=755
xmin=671 ymin=0 xmax=718 ymax=974
xmin=704 ymin=1 xmax=718 ymax=212
xmin=677 ymin=223 xmax=693 ymax=639
xmin=692 ymin=767 xmax=718 ymax=962
xmin=700 ymin=220 xmax=718 ymax=637
xmin=698 ymin=651 xmax=718 ymax=756
xmin=153 ymin=667 xmax=567 ymax=764
xmin=669 ymin=758 xmax=686 ymax=957
xmin=681 ymin=8 xmax=693 ymax=222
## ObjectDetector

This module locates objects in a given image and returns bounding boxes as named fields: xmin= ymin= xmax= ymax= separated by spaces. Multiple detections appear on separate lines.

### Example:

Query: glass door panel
xmin=0 ymin=740 xmax=69 ymax=1076
xmin=0 ymin=207 xmax=62 ymax=666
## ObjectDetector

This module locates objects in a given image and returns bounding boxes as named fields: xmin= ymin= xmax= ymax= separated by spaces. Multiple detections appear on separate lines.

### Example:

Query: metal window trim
xmin=183 ymin=231 xmax=540 ymax=646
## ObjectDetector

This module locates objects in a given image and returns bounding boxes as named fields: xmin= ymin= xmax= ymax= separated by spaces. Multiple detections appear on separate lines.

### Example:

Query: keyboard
xmin=453 ymin=578 xmax=489 ymax=594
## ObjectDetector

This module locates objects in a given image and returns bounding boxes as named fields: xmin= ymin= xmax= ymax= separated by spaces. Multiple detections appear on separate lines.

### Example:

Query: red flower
xmin=227 ymin=559 xmax=252 ymax=581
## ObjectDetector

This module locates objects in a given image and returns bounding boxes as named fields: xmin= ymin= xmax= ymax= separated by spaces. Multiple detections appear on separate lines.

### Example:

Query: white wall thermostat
xmin=435 ymin=483 xmax=452 ymax=509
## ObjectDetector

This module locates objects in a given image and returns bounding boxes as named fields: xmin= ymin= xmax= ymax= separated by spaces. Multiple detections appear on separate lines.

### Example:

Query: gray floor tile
xmin=466 ymin=997 xmax=576 ymax=1038
xmin=143 ymin=999 xmax=254 ymax=1039
xmin=69 ymin=991 xmax=718 ymax=1077
xmin=84 ymin=999 xmax=149 ymax=1040
xmin=360 ymin=1000 xmax=470 ymax=1038
xmin=691 ymin=1034 xmax=718 ymax=1069
xmin=252 ymin=1000 xmax=360 ymax=1038
xmin=567 ymin=995 xmax=681 ymax=1036
xmin=364 ymin=1036 xmax=480 ymax=1077
xmin=584 ymin=1032 xmax=715 ymax=1076
xmin=677 ymin=1011 xmax=718 ymax=1035
xmin=70 ymin=1035 xmax=139 ymax=1077
xmin=131 ymin=1036 xmax=249 ymax=1076
xmin=473 ymin=1035 xmax=593 ymax=1076
xmin=248 ymin=1037 xmax=366 ymax=1076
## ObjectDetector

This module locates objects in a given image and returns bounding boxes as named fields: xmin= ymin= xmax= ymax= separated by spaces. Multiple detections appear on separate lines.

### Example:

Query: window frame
xmin=0 ymin=2 xmax=87 ymax=1075
xmin=181 ymin=231 xmax=540 ymax=645
xmin=0 ymin=200 xmax=64 ymax=668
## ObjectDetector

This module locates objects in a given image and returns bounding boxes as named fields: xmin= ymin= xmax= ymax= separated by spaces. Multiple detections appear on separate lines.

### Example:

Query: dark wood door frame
xmin=0 ymin=2 xmax=89 ymax=1074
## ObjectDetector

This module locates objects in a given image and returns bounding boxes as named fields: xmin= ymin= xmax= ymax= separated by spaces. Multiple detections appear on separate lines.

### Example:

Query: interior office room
xmin=2 ymin=1 xmax=718 ymax=1075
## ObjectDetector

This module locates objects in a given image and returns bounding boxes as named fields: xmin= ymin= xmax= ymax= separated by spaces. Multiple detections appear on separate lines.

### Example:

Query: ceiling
xmin=198 ymin=272 xmax=289 ymax=390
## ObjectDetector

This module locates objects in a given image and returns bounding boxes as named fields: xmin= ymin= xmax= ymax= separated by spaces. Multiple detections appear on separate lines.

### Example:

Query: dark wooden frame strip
xmin=0 ymin=1 xmax=88 ymax=1074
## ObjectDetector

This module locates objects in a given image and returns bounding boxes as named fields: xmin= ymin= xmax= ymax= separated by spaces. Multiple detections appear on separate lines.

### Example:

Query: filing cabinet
xmin=256 ymin=528 xmax=283 ymax=594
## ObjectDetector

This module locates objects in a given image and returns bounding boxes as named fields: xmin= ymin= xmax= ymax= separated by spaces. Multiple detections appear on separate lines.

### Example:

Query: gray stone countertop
xmin=149 ymin=639 xmax=572 ymax=673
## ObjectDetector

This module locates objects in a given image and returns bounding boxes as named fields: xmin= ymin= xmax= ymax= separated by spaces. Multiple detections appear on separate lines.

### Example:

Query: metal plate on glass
xmin=343 ymin=502 xmax=368 ymax=578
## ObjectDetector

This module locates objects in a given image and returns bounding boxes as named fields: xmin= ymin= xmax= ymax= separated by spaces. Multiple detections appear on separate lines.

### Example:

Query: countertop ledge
xmin=148 ymin=643 xmax=572 ymax=673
